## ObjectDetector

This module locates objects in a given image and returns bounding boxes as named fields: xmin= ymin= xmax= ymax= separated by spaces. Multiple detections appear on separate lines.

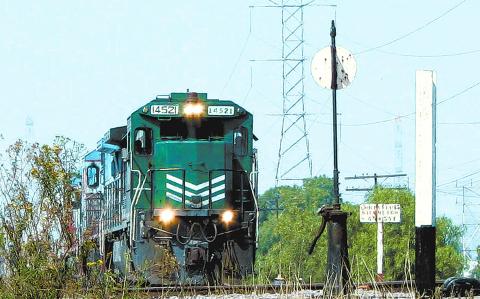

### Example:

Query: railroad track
xmin=127 ymin=283 xmax=323 ymax=296
xmin=125 ymin=280 xmax=445 ymax=297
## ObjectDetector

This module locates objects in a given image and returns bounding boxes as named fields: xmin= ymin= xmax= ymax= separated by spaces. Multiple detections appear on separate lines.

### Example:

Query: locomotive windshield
xmin=159 ymin=118 xmax=224 ymax=140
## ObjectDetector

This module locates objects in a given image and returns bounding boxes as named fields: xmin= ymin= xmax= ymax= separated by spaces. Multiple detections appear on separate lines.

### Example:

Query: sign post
xmin=377 ymin=220 xmax=383 ymax=279
xmin=360 ymin=204 xmax=401 ymax=280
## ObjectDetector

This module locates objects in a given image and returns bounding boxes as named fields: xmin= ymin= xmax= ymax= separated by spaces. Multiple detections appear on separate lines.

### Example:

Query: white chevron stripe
xmin=198 ymin=184 xmax=225 ymax=197
xmin=166 ymin=183 xmax=183 ymax=194
xmin=166 ymin=174 xmax=183 ymax=186
xmin=199 ymin=194 xmax=225 ymax=206
xmin=165 ymin=191 xmax=225 ymax=206
xmin=211 ymin=193 xmax=225 ymax=202
xmin=165 ymin=174 xmax=226 ymax=207
xmin=166 ymin=174 xmax=225 ymax=191
xmin=166 ymin=183 xmax=225 ymax=198
xmin=211 ymin=175 xmax=225 ymax=185
xmin=166 ymin=191 xmax=183 ymax=203
xmin=166 ymin=183 xmax=194 ymax=197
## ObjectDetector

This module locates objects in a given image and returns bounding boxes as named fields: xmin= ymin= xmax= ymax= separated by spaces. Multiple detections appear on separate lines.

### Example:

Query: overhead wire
xmin=344 ymin=92 xmax=397 ymax=117
xmin=437 ymin=190 xmax=480 ymax=198
xmin=341 ymin=113 xmax=413 ymax=127
xmin=354 ymin=0 xmax=468 ymax=55
xmin=437 ymin=80 xmax=480 ymax=105
xmin=334 ymin=79 xmax=480 ymax=127
xmin=441 ymin=157 xmax=480 ymax=171
xmin=220 ymin=6 xmax=252 ymax=97
xmin=340 ymin=140 xmax=391 ymax=174
xmin=437 ymin=169 xmax=480 ymax=187
xmin=440 ymin=121 xmax=480 ymax=125
xmin=241 ymin=65 xmax=253 ymax=105
xmin=374 ymin=48 xmax=480 ymax=58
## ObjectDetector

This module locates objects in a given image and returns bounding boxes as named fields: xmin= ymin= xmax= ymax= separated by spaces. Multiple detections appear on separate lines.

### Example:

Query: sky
xmin=1 ymin=0 xmax=480 ymax=254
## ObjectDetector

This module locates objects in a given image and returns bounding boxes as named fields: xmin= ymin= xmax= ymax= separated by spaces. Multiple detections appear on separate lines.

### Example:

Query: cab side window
xmin=86 ymin=164 xmax=99 ymax=188
xmin=134 ymin=128 xmax=152 ymax=155
xmin=234 ymin=127 xmax=248 ymax=156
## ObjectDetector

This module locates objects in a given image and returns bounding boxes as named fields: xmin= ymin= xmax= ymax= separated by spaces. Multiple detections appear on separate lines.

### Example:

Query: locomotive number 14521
xmin=208 ymin=106 xmax=234 ymax=116
xmin=150 ymin=105 xmax=179 ymax=115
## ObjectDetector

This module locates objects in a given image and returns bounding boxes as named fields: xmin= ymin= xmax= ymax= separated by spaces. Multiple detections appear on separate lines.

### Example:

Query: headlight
xmin=183 ymin=102 xmax=205 ymax=117
xmin=159 ymin=208 xmax=175 ymax=224
xmin=221 ymin=210 xmax=234 ymax=224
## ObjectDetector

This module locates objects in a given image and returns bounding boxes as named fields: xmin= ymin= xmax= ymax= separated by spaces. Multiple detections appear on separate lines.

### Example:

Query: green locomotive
xmin=74 ymin=92 xmax=258 ymax=284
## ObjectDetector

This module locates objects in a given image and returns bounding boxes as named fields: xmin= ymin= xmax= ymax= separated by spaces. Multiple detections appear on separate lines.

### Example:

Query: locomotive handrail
xmin=130 ymin=168 xmax=185 ymax=248
xmin=208 ymin=168 xmax=248 ymax=215
xmin=148 ymin=168 xmax=186 ymax=208
xmin=131 ymin=167 xmax=252 ymax=249
xmin=247 ymin=176 xmax=260 ymax=248
xmin=130 ymin=171 xmax=149 ymax=248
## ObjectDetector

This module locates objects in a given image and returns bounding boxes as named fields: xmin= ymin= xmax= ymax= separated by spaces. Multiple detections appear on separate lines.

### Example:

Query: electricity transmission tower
xmin=274 ymin=0 xmax=312 ymax=185
xmin=459 ymin=185 xmax=480 ymax=275
xmin=25 ymin=116 xmax=35 ymax=142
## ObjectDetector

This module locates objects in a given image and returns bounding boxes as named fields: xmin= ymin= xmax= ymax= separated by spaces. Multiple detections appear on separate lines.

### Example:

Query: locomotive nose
xmin=154 ymin=141 xmax=227 ymax=210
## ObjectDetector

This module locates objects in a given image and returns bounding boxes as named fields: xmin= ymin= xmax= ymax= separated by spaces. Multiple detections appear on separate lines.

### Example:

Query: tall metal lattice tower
xmin=459 ymin=186 xmax=480 ymax=275
xmin=25 ymin=116 xmax=35 ymax=142
xmin=275 ymin=0 xmax=312 ymax=185
xmin=394 ymin=117 xmax=404 ymax=186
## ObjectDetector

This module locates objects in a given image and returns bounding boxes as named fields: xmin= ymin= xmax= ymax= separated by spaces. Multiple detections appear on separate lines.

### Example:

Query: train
xmin=73 ymin=92 xmax=258 ymax=285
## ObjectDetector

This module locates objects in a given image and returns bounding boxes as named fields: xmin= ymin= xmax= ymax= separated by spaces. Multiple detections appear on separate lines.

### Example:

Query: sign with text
xmin=360 ymin=204 xmax=401 ymax=223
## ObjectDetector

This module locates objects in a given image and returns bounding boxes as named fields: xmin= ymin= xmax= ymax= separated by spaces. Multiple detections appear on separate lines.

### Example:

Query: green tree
xmin=256 ymin=176 xmax=332 ymax=282
xmin=256 ymin=180 xmax=466 ymax=283
xmin=348 ymin=187 xmax=416 ymax=281
xmin=435 ymin=217 xmax=464 ymax=278
xmin=472 ymin=247 xmax=480 ymax=279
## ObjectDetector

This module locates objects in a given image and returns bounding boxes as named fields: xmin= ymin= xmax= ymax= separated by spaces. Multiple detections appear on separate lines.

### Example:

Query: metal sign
xmin=310 ymin=46 xmax=357 ymax=90
xmin=360 ymin=204 xmax=401 ymax=223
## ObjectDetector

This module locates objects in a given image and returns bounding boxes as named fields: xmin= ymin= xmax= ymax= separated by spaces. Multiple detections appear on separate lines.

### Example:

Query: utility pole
xmin=345 ymin=173 xmax=407 ymax=192
xmin=345 ymin=172 xmax=407 ymax=280
xmin=415 ymin=70 xmax=437 ymax=297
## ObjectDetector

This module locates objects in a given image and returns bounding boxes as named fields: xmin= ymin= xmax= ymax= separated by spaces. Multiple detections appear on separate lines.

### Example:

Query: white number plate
xmin=208 ymin=106 xmax=235 ymax=116
xmin=151 ymin=105 xmax=179 ymax=115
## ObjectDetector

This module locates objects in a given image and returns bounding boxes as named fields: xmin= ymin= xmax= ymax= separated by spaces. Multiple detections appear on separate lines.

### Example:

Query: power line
xmin=220 ymin=9 xmax=252 ymax=97
xmin=340 ymin=141 xmax=391 ymax=174
xmin=437 ymin=190 xmax=480 ymax=198
xmin=440 ymin=121 xmax=480 ymax=125
xmin=441 ymin=157 xmax=480 ymax=171
xmin=331 ymin=79 xmax=480 ymax=127
xmin=354 ymin=0 xmax=467 ymax=55
xmin=374 ymin=48 xmax=480 ymax=58
xmin=345 ymin=173 xmax=407 ymax=192
xmin=437 ymin=170 xmax=480 ymax=187
xmin=341 ymin=113 xmax=413 ymax=127
xmin=437 ymin=80 xmax=480 ymax=105
xmin=241 ymin=66 xmax=254 ymax=105
xmin=344 ymin=92 xmax=397 ymax=117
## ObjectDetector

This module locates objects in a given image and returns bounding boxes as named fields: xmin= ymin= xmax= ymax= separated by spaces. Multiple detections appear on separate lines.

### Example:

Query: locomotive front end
xmin=128 ymin=92 xmax=258 ymax=285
